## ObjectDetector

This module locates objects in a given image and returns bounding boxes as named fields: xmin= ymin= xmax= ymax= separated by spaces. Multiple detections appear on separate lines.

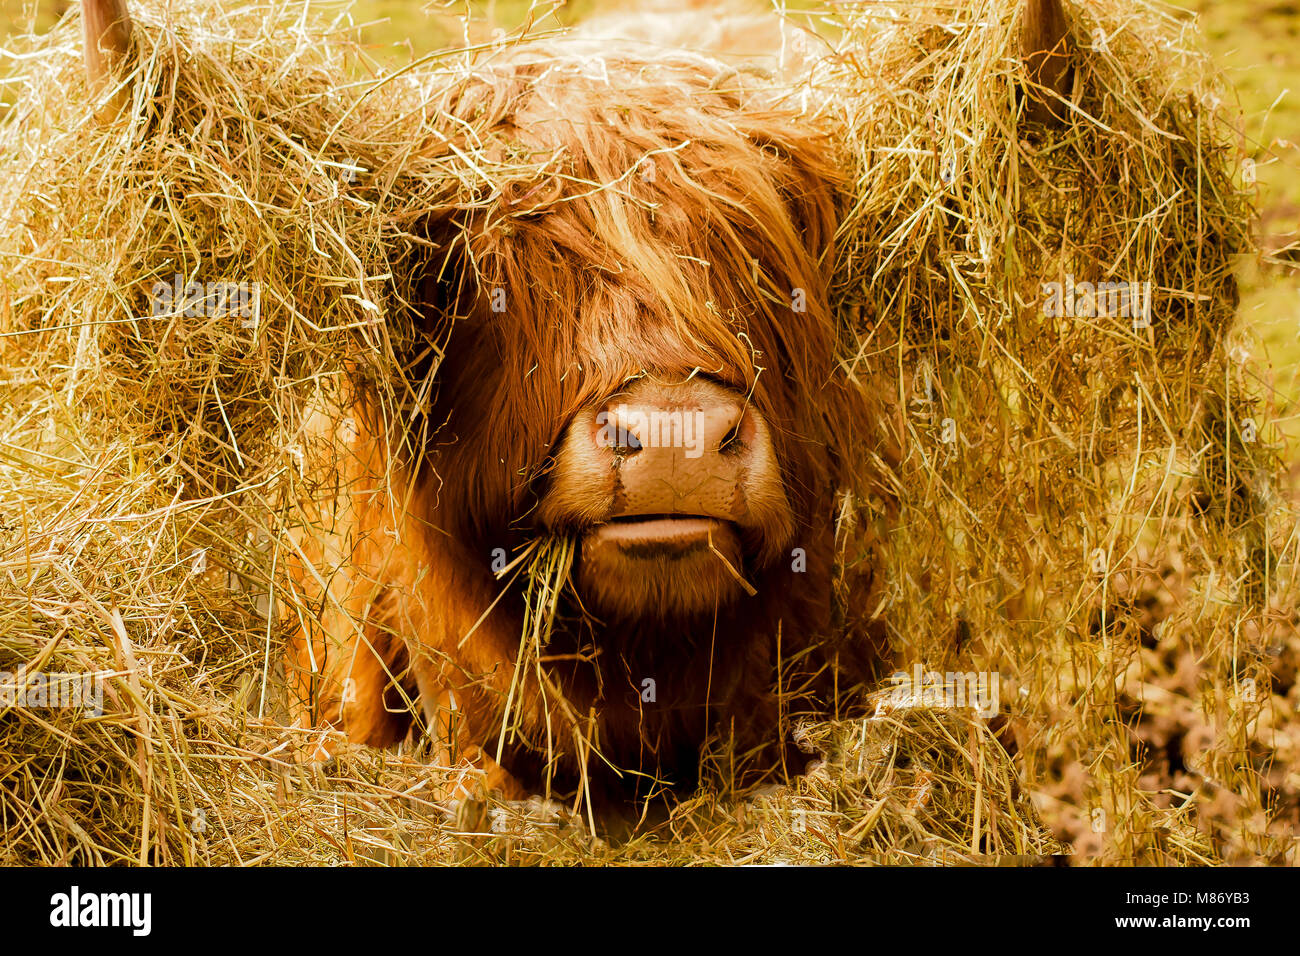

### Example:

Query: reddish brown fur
xmin=286 ymin=40 xmax=891 ymax=808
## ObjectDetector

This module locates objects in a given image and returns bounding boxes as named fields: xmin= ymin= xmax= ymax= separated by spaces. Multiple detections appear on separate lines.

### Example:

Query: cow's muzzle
xmin=538 ymin=376 xmax=794 ymax=619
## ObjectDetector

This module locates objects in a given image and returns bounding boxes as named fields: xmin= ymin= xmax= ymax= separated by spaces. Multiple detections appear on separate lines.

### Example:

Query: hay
xmin=0 ymin=0 xmax=1289 ymax=864
xmin=818 ymin=0 xmax=1293 ymax=863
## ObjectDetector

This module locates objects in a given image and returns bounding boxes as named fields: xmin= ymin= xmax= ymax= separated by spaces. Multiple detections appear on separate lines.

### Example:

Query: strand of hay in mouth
xmin=707 ymin=527 xmax=758 ymax=596
xmin=493 ymin=535 xmax=586 ymax=801
xmin=0 ymin=0 xmax=1284 ymax=865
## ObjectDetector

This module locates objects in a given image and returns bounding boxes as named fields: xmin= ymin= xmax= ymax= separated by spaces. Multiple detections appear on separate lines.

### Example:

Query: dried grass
xmin=0 ymin=0 xmax=1288 ymax=865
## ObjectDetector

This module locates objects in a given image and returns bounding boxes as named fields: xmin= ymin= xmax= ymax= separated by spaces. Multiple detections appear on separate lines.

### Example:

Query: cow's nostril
xmin=718 ymin=411 xmax=750 ymax=456
xmin=610 ymin=426 xmax=643 ymax=457
xmin=619 ymin=428 xmax=643 ymax=454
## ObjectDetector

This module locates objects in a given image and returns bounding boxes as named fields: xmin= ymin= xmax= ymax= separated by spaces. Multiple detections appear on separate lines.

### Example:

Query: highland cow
xmin=278 ymin=0 xmax=1076 ymax=809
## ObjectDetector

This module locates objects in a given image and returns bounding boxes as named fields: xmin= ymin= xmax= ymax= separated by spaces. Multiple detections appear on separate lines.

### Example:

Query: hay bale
xmin=0 ymin=0 xmax=1287 ymax=864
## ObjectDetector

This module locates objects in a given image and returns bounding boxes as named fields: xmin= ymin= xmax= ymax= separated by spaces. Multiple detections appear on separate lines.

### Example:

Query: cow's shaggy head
xmin=416 ymin=48 xmax=861 ymax=623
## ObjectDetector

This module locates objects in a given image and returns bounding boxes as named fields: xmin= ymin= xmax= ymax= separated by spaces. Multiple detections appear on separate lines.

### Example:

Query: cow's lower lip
xmin=589 ymin=516 xmax=728 ymax=552
xmin=577 ymin=517 xmax=750 ymax=615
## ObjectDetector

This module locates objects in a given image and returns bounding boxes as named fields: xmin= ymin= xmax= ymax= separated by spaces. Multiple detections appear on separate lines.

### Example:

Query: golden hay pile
xmin=0 ymin=0 xmax=1287 ymax=864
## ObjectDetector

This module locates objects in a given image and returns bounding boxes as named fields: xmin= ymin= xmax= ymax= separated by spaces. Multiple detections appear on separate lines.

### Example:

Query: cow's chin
xmin=574 ymin=517 xmax=752 ymax=620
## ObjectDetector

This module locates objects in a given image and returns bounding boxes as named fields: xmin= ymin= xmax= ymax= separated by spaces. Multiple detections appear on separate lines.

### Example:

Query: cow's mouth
xmin=590 ymin=515 xmax=732 ymax=558
xmin=575 ymin=516 xmax=751 ymax=618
